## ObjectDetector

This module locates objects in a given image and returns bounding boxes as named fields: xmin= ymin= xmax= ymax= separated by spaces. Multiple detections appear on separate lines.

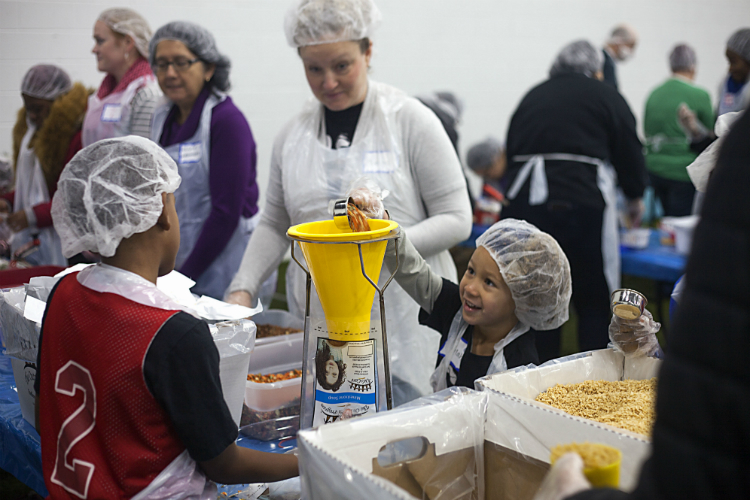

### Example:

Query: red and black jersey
xmin=38 ymin=273 xmax=185 ymax=499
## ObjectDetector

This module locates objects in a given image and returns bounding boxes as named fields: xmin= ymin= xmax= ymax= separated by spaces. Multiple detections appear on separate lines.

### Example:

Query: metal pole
xmin=291 ymin=242 xmax=314 ymax=428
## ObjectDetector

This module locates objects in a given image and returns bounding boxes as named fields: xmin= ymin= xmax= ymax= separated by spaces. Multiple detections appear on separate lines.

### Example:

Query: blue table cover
xmin=0 ymin=353 xmax=295 ymax=496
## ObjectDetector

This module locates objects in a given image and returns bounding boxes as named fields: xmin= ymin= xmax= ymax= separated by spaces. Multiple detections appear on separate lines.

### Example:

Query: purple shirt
xmin=159 ymin=86 xmax=259 ymax=281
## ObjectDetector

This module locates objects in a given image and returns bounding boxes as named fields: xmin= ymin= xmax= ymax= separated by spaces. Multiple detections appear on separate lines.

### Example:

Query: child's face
xmin=459 ymin=246 xmax=516 ymax=328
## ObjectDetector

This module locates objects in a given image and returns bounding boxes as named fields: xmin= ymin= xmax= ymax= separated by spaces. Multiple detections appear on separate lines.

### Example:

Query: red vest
xmin=39 ymin=273 xmax=185 ymax=499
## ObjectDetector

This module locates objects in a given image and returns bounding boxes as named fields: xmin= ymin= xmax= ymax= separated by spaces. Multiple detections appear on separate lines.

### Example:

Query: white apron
xmin=151 ymin=92 xmax=259 ymax=299
xmin=282 ymin=81 xmax=456 ymax=403
xmin=82 ymin=75 xmax=157 ymax=146
xmin=78 ymin=264 xmax=215 ymax=500
xmin=506 ymin=153 xmax=620 ymax=294
xmin=10 ymin=122 xmax=66 ymax=266
xmin=430 ymin=309 xmax=530 ymax=391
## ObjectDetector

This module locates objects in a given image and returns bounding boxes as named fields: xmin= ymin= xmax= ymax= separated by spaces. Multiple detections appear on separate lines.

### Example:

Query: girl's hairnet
xmin=727 ymin=28 xmax=750 ymax=63
xmin=466 ymin=137 xmax=503 ymax=173
xmin=150 ymin=21 xmax=231 ymax=92
xmin=51 ymin=136 xmax=181 ymax=259
xmin=549 ymin=40 xmax=603 ymax=78
xmin=284 ymin=0 xmax=382 ymax=48
xmin=21 ymin=65 xmax=72 ymax=101
xmin=98 ymin=8 xmax=152 ymax=59
xmin=476 ymin=219 xmax=571 ymax=330
xmin=669 ymin=44 xmax=696 ymax=73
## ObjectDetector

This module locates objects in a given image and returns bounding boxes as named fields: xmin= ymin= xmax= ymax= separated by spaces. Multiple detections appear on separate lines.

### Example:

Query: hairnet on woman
xmin=1 ymin=64 xmax=90 ymax=266
xmin=228 ymin=0 xmax=472 ymax=405
xmin=82 ymin=7 xmax=161 ymax=146
xmin=502 ymin=38 xmax=648 ymax=362
xmin=148 ymin=21 xmax=264 ymax=300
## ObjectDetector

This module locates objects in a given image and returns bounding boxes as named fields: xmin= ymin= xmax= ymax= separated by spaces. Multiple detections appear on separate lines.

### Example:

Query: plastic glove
xmin=533 ymin=453 xmax=591 ymax=500
xmin=346 ymin=177 xmax=387 ymax=219
xmin=384 ymin=225 xmax=442 ymax=313
xmin=225 ymin=290 xmax=253 ymax=308
xmin=626 ymin=198 xmax=644 ymax=228
xmin=677 ymin=103 xmax=709 ymax=141
xmin=609 ymin=308 xmax=662 ymax=357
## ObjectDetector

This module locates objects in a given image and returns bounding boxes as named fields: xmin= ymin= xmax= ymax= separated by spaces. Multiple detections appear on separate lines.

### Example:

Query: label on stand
xmin=312 ymin=338 xmax=378 ymax=426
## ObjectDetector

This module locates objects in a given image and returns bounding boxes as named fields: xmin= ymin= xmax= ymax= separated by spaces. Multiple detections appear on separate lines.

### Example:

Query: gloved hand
xmin=384 ymin=226 xmax=442 ymax=313
xmin=626 ymin=198 xmax=645 ymax=228
xmin=346 ymin=177 xmax=387 ymax=219
xmin=609 ymin=308 xmax=662 ymax=357
xmin=533 ymin=453 xmax=591 ymax=500
xmin=677 ymin=103 xmax=709 ymax=141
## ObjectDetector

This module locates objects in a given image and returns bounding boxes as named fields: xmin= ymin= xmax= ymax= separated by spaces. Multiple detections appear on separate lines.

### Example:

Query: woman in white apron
xmin=149 ymin=22 xmax=263 ymax=300
xmin=501 ymin=40 xmax=648 ymax=362
xmin=227 ymin=0 xmax=472 ymax=405
xmin=82 ymin=8 xmax=161 ymax=146
xmin=0 ymin=65 xmax=89 ymax=266
xmin=717 ymin=28 xmax=750 ymax=117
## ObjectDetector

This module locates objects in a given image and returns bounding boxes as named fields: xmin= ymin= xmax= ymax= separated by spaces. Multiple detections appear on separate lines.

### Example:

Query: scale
xmin=286 ymin=211 xmax=400 ymax=429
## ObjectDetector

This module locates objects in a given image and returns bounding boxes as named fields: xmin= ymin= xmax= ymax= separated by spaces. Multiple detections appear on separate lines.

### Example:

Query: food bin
xmin=252 ymin=309 xmax=304 ymax=347
xmin=242 ymin=333 xmax=303 ymax=440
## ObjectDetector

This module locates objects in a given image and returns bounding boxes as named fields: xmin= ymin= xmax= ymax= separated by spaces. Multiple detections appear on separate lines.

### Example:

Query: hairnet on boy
xmin=21 ymin=65 xmax=72 ymax=101
xmin=51 ymin=136 xmax=181 ymax=259
xmin=476 ymin=219 xmax=571 ymax=330
xmin=98 ymin=8 xmax=152 ymax=59
xmin=149 ymin=21 xmax=232 ymax=92
xmin=284 ymin=0 xmax=382 ymax=48
xmin=549 ymin=40 xmax=603 ymax=78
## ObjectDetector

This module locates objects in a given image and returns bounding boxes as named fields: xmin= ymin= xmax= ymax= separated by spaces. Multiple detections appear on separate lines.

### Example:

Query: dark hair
xmin=297 ymin=37 xmax=370 ymax=56
xmin=315 ymin=341 xmax=346 ymax=392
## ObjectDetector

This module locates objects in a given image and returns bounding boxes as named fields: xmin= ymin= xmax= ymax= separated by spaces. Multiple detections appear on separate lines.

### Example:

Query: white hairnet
xmin=550 ymin=40 xmax=604 ymax=78
xmin=98 ymin=8 xmax=152 ymax=59
xmin=607 ymin=24 xmax=638 ymax=45
xmin=284 ymin=0 xmax=382 ymax=48
xmin=727 ymin=27 xmax=750 ymax=63
xmin=476 ymin=219 xmax=571 ymax=330
xmin=670 ymin=43 xmax=697 ymax=72
xmin=150 ymin=21 xmax=232 ymax=92
xmin=466 ymin=137 xmax=503 ymax=173
xmin=21 ymin=64 xmax=72 ymax=101
xmin=51 ymin=136 xmax=181 ymax=259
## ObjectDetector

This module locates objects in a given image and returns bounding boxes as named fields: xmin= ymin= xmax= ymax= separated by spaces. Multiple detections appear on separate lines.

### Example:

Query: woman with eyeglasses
xmin=149 ymin=21 xmax=261 ymax=300
xmin=82 ymin=8 xmax=161 ymax=146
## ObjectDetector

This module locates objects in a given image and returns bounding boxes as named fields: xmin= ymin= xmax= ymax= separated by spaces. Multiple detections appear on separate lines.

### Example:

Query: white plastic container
xmin=252 ymin=309 xmax=304 ymax=347
xmin=670 ymin=215 xmax=700 ymax=255
xmin=620 ymin=228 xmax=651 ymax=249
xmin=245 ymin=334 xmax=304 ymax=411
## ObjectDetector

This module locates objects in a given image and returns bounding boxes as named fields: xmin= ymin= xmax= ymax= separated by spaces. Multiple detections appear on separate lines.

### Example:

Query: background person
xmin=0 ymin=65 xmax=89 ymax=266
xmin=227 ymin=0 xmax=472 ymax=405
xmin=501 ymin=40 xmax=648 ymax=362
xmin=717 ymin=27 xmax=750 ymax=116
xmin=82 ymin=7 xmax=161 ymax=146
xmin=149 ymin=21 xmax=262 ymax=300
xmin=602 ymin=24 xmax=638 ymax=90
xmin=643 ymin=44 xmax=714 ymax=217
xmin=466 ymin=137 xmax=508 ymax=196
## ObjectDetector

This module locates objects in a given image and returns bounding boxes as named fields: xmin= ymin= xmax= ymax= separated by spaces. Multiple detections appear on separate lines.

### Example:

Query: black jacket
xmin=570 ymin=109 xmax=750 ymax=499
xmin=602 ymin=49 xmax=618 ymax=89
xmin=505 ymin=73 xmax=647 ymax=210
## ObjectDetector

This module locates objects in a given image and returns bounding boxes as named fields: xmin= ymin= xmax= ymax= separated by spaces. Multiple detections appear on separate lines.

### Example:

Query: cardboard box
xmin=476 ymin=349 xmax=660 ymax=492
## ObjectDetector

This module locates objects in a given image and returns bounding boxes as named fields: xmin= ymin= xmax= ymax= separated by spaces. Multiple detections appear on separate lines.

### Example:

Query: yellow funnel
xmin=288 ymin=219 xmax=399 ymax=341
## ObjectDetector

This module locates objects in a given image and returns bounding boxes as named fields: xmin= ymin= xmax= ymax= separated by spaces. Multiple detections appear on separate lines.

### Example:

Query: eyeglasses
xmin=153 ymin=58 xmax=201 ymax=74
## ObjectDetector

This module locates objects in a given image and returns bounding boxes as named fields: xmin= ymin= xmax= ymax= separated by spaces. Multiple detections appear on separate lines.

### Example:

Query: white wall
xmin=1 ymin=0 xmax=749 ymax=203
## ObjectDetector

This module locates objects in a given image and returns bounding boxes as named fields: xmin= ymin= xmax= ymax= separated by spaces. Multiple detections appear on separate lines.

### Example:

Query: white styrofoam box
xmin=477 ymin=349 xmax=661 ymax=491
xmin=298 ymin=390 xmax=487 ymax=500
xmin=252 ymin=309 xmax=304 ymax=347
xmin=245 ymin=333 xmax=303 ymax=412
xmin=11 ymin=357 xmax=37 ymax=426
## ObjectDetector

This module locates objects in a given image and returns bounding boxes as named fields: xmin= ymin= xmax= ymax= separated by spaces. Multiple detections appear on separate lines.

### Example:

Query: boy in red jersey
xmin=34 ymin=136 xmax=297 ymax=499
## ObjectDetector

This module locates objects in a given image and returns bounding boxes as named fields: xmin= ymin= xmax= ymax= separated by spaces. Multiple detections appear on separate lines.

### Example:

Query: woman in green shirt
xmin=644 ymin=44 xmax=714 ymax=216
